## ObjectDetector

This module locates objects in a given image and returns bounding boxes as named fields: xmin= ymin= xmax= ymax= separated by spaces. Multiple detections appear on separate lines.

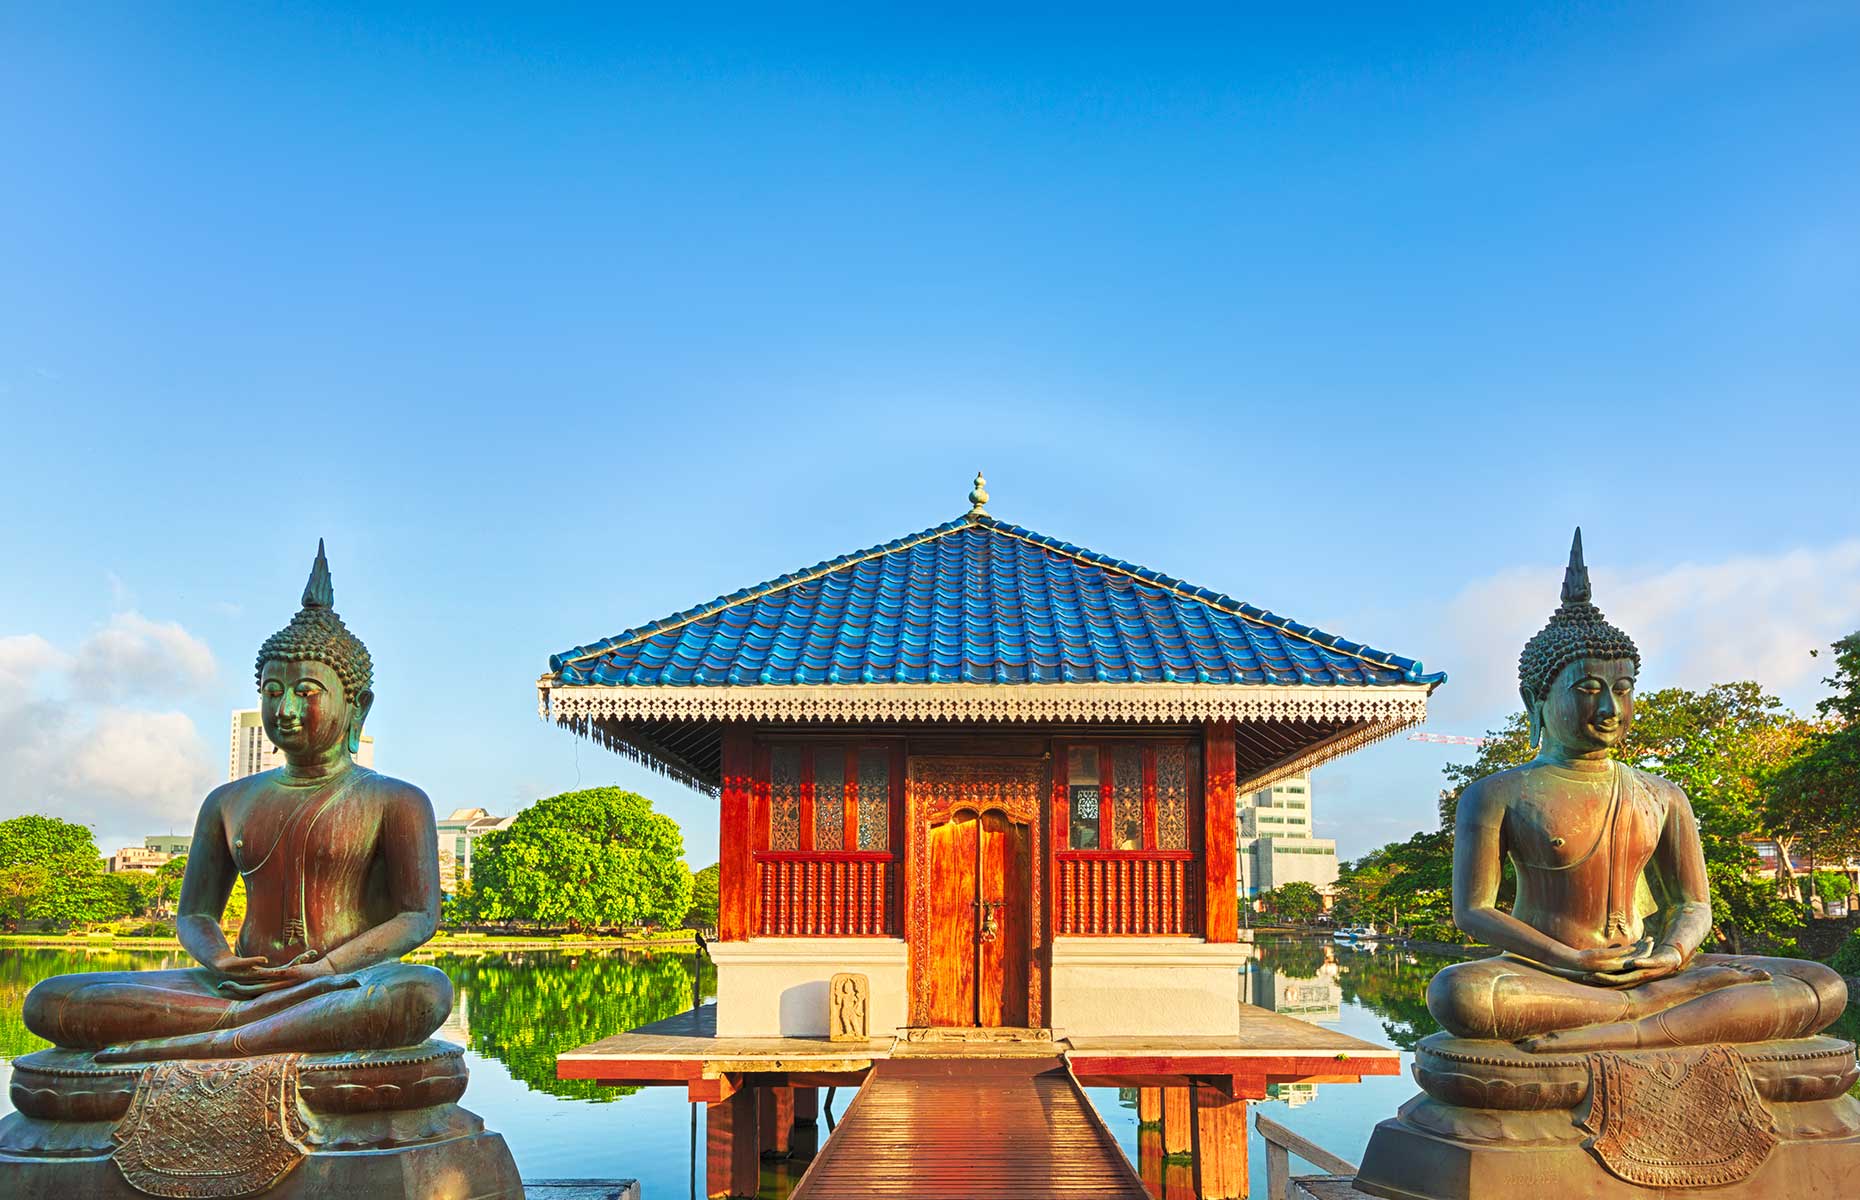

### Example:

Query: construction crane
xmin=1407 ymin=732 xmax=1493 ymax=747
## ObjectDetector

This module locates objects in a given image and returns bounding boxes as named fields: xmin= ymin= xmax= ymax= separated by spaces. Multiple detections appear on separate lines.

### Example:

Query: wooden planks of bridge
xmin=790 ymin=1056 xmax=1150 ymax=1199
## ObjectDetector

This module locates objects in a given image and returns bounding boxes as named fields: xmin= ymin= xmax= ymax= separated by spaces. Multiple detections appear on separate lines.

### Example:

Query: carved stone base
xmin=1356 ymin=1036 xmax=1860 ymax=1199
xmin=0 ymin=1042 xmax=521 ymax=1200
xmin=0 ymin=1114 xmax=522 ymax=1200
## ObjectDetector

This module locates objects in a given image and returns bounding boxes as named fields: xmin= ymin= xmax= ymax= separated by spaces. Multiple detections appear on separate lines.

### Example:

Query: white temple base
xmin=1049 ymin=937 xmax=1246 ymax=1038
xmin=710 ymin=939 xmax=909 ymax=1038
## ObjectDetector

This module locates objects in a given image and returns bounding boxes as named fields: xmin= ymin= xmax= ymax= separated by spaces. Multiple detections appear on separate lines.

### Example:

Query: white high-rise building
xmin=1237 ymin=772 xmax=1339 ymax=901
xmin=229 ymin=708 xmax=374 ymax=780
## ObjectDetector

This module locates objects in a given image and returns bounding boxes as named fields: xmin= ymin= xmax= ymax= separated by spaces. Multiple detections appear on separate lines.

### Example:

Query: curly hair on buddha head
xmin=1517 ymin=527 xmax=1640 ymax=702
xmin=254 ymin=539 xmax=374 ymax=701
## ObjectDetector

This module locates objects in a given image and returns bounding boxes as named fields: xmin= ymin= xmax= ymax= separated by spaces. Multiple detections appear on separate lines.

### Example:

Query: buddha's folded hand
xmin=1585 ymin=943 xmax=1683 ymax=987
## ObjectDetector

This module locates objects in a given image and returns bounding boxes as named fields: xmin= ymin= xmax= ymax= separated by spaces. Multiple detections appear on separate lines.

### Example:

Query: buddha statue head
xmin=254 ymin=540 xmax=374 ymax=767
xmin=1518 ymin=529 xmax=1641 ymax=754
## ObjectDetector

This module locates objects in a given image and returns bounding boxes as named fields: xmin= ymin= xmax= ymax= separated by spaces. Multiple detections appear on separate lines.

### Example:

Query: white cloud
xmin=1428 ymin=539 xmax=1860 ymax=726
xmin=0 ymin=635 xmax=67 ymax=700
xmin=0 ymin=617 xmax=218 ymax=846
xmin=70 ymin=612 xmax=217 ymax=699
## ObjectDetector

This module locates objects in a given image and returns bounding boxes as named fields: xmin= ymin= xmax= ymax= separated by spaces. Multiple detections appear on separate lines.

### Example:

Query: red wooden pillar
xmin=1193 ymin=1086 xmax=1248 ymax=1200
xmin=720 ymin=727 xmax=756 ymax=941
xmin=1138 ymin=1087 xmax=1165 ymax=1198
xmin=1163 ymin=1087 xmax=1194 ymax=1158
xmin=1201 ymin=721 xmax=1238 ymax=943
xmin=759 ymin=1086 xmax=794 ymax=1158
xmin=706 ymin=1087 xmax=759 ymax=1199
xmin=793 ymin=1085 xmax=819 ymax=1126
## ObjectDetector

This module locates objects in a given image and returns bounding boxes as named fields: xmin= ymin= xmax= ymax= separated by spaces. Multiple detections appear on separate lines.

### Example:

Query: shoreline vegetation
xmin=0 ymin=930 xmax=703 ymax=952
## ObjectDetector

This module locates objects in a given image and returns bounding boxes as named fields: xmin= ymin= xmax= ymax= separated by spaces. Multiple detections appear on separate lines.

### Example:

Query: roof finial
xmin=968 ymin=470 xmax=989 ymax=516
xmin=1560 ymin=526 xmax=1589 ymax=607
xmin=302 ymin=538 xmax=335 ymax=610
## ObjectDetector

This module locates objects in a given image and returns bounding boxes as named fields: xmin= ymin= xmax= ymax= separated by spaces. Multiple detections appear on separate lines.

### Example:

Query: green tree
xmin=0 ymin=815 xmax=119 ymax=930
xmin=148 ymin=856 xmax=189 ymax=916
xmin=465 ymin=788 xmax=694 ymax=932
xmin=1259 ymin=880 xmax=1323 ymax=924
xmin=1768 ymin=631 xmax=1860 ymax=876
xmin=1437 ymin=712 xmax=1535 ymax=827
xmin=686 ymin=863 xmax=719 ymax=930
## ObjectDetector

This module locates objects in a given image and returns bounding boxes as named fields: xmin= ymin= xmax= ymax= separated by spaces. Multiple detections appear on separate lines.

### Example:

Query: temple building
xmin=1237 ymin=771 xmax=1340 ymax=904
xmin=539 ymin=479 xmax=1442 ymax=1042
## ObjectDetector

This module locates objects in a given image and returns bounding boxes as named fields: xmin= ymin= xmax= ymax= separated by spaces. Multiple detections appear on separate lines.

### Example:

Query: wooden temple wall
xmin=717 ymin=722 xmax=1241 ymax=947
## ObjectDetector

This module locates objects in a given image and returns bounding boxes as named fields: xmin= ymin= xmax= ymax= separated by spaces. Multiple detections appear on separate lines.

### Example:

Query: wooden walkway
xmin=790 ymin=1056 xmax=1150 ymax=1199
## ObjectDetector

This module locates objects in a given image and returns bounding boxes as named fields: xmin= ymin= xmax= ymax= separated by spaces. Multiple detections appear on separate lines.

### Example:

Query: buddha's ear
xmin=1522 ymin=686 xmax=1543 ymax=749
xmin=347 ymin=689 xmax=375 ymax=754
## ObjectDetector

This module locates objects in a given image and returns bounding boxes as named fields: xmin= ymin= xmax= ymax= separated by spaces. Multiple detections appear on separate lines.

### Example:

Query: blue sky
xmin=2 ymin=5 xmax=1856 ymax=864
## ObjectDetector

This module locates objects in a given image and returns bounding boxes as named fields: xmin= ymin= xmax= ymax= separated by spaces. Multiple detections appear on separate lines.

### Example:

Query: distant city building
xmin=144 ymin=835 xmax=190 ymax=856
xmin=107 ymin=846 xmax=174 ymax=874
xmin=436 ymin=807 xmax=515 ymax=895
xmin=228 ymin=708 xmax=374 ymax=780
xmin=1237 ymin=772 xmax=1339 ymax=902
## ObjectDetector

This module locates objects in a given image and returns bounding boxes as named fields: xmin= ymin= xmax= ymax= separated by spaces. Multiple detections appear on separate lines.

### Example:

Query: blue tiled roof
xmin=548 ymin=514 xmax=1443 ymax=689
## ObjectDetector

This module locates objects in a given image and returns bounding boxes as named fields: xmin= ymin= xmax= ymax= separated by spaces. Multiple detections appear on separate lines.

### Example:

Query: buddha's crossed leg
xmin=24 ymin=962 xmax=451 ymax=1060
xmin=1427 ymin=953 xmax=1846 ymax=1051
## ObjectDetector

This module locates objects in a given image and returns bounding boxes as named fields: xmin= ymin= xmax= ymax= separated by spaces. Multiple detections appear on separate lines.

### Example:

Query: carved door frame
xmin=906 ymin=755 xmax=1048 ymax=1028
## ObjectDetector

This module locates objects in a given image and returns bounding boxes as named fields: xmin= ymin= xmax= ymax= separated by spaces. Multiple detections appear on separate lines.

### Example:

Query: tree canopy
xmin=0 ymin=815 xmax=125 ymax=930
xmin=686 ymin=863 xmax=719 ymax=930
xmin=1766 ymin=631 xmax=1860 ymax=871
xmin=459 ymin=788 xmax=693 ymax=932
xmin=1258 ymin=880 xmax=1323 ymax=924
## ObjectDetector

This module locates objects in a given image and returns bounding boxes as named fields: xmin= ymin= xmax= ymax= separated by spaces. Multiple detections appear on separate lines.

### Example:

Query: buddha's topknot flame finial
xmin=302 ymin=538 xmax=335 ymax=610
xmin=1560 ymin=527 xmax=1590 ymax=607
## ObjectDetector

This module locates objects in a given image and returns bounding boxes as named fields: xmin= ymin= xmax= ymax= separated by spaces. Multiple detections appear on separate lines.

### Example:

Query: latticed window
xmin=764 ymin=742 xmax=896 ymax=853
xmin=1063 ymin=739 xmax=1198 ymax=851
xmin=770 ymin=746 xmax=803 ymax=851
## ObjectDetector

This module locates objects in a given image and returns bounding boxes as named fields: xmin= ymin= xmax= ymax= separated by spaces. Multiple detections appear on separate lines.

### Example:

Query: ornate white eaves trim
xmin=537 ymin=681 xmax=1432 ymax=726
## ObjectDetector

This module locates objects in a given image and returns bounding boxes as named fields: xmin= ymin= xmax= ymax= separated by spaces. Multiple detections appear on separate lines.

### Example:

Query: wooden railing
xmin=755 ymin=852 xmax=896 ymax=936
xmin=1256 ymin=1112 xmax=1359 ymax=1200
xmin=1055 ymin=851 xmax=1199 ymax=935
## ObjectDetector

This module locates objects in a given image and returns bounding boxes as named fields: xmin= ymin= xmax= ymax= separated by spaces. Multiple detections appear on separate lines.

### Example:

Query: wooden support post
xmin=1201 ymin=721 xmax=1238 ymax=943
xmin=1138 ymin=1086 xmax=1165 ymax=1198
xmin=1193 ymin=1085 xmax=1247 ymax=1200
xmin=759 ymin=1086 xmax=794 ymax=1158
xmin=792 ymin=1084 xmax=820 ymax=1126
xmin=706 ymin=1087 xmax=760 ymax=1199
xmin=1164 ymin=1161 xmax=1196 ymax=1200
xmin=719 ymin=727 xmax=756 ymax=941
xmin=1163 ymin=1086 xmax=1194 ymax=1158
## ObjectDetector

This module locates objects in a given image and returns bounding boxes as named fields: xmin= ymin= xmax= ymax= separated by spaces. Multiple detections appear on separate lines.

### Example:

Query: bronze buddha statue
xmin=3 ymin=544 xmax=521 ymax=1200
xmin=1356 ymin=531 xmax=1859 ymax=1200
xmin=23 ymin=542 xmax=452 ymax=1060
xmin=1426 ymin=530 xmax=1845 ymax=1051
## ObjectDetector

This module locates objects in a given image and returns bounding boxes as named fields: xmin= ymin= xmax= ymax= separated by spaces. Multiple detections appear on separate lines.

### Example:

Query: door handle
xmin=975 ymin=899 xmax=1003 ymax=943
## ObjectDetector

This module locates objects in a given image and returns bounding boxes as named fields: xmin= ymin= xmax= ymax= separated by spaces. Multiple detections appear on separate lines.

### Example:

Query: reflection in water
xmin=0 ymin=946 xmax=714 ymax=1103
xmin=426 ymin=949 xmax=714 ymax=1101
xmin=0 ymin=948 xmax=194 ymax=1058
xmin=1252 ymin=936 xmax=1442 ymax=1049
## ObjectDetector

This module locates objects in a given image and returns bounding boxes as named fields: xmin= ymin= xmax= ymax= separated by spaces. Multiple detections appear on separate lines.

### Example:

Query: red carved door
xmin=909 ymin=756 xmax=1046 ymax=1029
xmin=925 ymin=808 xmax=1030 ymax=1027
xmin=977 ymin=811 xmax=1030 ymax=1027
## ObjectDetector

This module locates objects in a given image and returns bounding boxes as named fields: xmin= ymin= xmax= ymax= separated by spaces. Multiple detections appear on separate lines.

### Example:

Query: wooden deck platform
xmin=556 ymin=1002 xmax=1400 ymax=1101
xmin=789 ymin=1057 xmax=1149 ymax=1199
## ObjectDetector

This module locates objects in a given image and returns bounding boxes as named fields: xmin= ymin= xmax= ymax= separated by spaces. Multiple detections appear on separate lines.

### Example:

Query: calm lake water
xmin=9 ymin=939 xmax=1847 ymax=1197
